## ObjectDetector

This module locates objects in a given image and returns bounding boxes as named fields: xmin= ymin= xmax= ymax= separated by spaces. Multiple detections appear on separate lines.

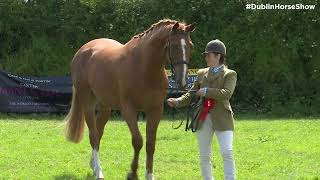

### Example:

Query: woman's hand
xmin=167 ymin=98 xmax=178 ymax=108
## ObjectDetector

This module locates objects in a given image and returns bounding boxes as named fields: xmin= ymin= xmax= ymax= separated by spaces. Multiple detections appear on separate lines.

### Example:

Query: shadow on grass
xmin=54 ymin=172 xmax=95 ymax=180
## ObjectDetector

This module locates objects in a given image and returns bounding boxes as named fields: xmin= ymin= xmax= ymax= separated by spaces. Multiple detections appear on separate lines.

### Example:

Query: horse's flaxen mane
xmin=132 ymin=19 xmax=186 ymax=40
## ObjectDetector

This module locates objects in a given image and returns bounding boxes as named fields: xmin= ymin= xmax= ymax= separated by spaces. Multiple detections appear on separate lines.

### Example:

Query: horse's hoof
xmin=94 ymin=170 xmax=104 ymax=180
xmin=91 ymin=166 xmax=104 ymax=180
xmin=145 ymin=173 xmax=154 ymax=180
xmin=127 ymin=172 xmax=138 ymax=180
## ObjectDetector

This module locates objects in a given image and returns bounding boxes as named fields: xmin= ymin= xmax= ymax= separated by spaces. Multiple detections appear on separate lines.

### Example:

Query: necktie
xmin=211 ymin=65 xmax=223 ymax=74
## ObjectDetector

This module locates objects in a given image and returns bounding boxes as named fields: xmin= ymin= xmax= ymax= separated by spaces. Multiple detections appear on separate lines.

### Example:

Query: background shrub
xmin=0 ymin=0 xmax=319 ymax=115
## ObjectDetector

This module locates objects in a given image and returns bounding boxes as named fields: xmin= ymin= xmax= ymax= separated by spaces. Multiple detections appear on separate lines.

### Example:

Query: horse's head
xmin=166 ymin=22 xmax=196 ymax=90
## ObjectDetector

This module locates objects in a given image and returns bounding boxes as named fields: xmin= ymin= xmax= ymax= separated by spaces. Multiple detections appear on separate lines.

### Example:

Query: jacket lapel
xmin=204 ymin=68 xmax=210 ymax=80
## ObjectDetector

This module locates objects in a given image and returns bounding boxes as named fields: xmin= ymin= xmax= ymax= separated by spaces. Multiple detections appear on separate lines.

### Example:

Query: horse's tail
xmin=64 ymin=86 xmax=85 ymax=143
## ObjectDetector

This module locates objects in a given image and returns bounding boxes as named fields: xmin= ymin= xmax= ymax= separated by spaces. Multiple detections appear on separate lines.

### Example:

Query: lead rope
xmin=169 ymin=89 xmax=199 ymax=131
xmin=184 ymin=95 xmax=203 ymax=132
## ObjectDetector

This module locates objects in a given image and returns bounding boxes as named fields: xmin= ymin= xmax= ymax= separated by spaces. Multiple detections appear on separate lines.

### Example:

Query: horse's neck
xmin=143 ymin=31 xmax=169 ymax=68
xmin=130 ymin=31 xmax=169 ymax=76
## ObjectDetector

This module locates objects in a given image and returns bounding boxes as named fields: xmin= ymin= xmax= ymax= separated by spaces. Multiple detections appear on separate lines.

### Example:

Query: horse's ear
xmin=172 ymin=22 xmax=179 ymax=32
xmin=186 ymin=23 xmax=196 ymax=32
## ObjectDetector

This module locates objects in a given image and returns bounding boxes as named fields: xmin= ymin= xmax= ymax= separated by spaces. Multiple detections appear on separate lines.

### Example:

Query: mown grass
xmin=0 ymin=114 xmax=319 ymax=180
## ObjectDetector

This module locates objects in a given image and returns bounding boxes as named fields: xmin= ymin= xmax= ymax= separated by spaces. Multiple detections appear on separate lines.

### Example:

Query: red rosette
xmin=199 ymin=98 xmax=215 ymax=122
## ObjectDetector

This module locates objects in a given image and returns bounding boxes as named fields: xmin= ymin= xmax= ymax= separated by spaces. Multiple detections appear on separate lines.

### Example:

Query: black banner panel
xmin=0 ymin=71 xmax=72 ymax=112
xmin=0 ymin=70 xmax=197 ymax=113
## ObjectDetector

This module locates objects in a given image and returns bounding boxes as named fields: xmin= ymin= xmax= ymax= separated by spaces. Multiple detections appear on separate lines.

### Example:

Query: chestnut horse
xmin=64 ymin=19 xmax=195 ymax=179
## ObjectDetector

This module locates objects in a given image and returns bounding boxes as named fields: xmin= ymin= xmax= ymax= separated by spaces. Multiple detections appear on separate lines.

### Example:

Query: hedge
xmin=0 ymin=0 xmax=319 ymax=115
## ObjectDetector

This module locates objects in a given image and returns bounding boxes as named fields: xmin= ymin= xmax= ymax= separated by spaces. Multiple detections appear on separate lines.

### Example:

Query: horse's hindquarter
xmin=71 ymin=38 xmax=123 ymax=80
xmin=73 ymin=38 xmax=124 ymax=108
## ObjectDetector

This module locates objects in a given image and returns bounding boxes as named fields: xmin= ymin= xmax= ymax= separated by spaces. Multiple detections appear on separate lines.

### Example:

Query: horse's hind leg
xmin=81 ymin=90 xmax=104 ymax=179
xmin=89 ymin=105 xmax=111 ymax=174
xmin=96 ymin=104 xmax=111 ymax=144
xmin=85 ymin=110 xmax=104 ymax=179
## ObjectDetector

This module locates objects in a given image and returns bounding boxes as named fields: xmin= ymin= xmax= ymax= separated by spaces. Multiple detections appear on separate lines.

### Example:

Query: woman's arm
xmin=175 ymin=71 xmax=202 ymax=107
xmin=205 ymin=71 xmax=237 ymax=101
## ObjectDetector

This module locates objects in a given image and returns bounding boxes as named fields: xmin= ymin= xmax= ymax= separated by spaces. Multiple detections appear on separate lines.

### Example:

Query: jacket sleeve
xmin=176 ymin=71 xmax=201 ymax=107
xmin=205 ymin=71 xmax=237 ymax=100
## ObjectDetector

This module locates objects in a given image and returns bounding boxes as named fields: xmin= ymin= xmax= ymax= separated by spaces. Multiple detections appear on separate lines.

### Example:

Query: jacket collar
xmin=204 ymin=65 xmax=226 ymax=81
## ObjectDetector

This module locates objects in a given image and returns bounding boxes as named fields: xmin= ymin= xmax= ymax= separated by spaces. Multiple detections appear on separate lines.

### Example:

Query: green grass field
xmin=0 ymin=114 xmax=319 ymax=180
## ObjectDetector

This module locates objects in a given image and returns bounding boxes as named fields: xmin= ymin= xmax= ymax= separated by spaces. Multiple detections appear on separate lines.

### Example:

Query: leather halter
xmin=165 ymin=36 xmax=189 ymax=81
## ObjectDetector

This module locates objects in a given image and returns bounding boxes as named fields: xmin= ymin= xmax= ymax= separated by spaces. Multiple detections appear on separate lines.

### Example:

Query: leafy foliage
xmin=0 ymin=0 xmax=319 ymax=115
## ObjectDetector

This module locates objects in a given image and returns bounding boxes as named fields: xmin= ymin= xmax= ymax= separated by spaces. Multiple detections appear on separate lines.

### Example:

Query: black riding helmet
xmin=202 ymin=39 xmax=226 ymax=55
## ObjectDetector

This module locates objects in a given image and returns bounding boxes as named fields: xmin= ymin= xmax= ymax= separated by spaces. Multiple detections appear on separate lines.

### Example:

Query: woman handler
xmin=167 ymin=39 xmax=237 ymax=180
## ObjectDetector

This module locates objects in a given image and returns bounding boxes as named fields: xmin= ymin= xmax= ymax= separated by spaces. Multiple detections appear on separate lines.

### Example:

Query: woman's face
xmin=205 ymin=53 xmax=220 ymax=67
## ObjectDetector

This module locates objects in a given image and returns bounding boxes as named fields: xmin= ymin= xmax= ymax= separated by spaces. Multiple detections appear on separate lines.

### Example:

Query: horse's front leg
xmin=145 ymin=105 xmax=163 ymax=180
xmin=122 ymin=103 xmax=142 ymax=180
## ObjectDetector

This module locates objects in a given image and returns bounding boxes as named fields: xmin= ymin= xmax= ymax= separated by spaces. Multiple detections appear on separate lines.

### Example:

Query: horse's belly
xmin=94 ymin=87 xmax=165 ymax=111
xmin=130 ymin=90 xmax=166 ymax=111
xmin=92 ymin=76 xmax=121 ymax=109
